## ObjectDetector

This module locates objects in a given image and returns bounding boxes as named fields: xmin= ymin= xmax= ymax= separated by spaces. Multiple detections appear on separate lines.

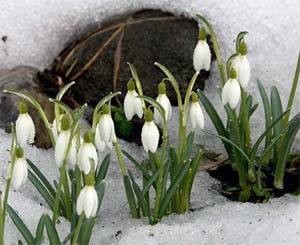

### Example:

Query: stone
xmin=0 ymin=66 xmax=53 ymax=148
xmin=37 ymin=9 xmax=213 ymax=107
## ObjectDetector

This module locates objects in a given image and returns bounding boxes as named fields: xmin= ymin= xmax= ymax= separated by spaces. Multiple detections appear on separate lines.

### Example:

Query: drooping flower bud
xmin=54 ymin=115 xmax=77 ymax=167
xmin=232 ymin=41 xmax=251 ymax=88
xmin=141 ymin=109 xmax=160 ymax=153
xmin=95 ymin=104 xmax=117 ymax=152
xmin=52 ymin=109 xmax=65 ymax=140
xmin=76 ymin=185 xmax=98 ymax=218
xmin=193 ymin=28 xmax=211 ymax=72
xmin=222 ymin=68 xmax=241 ymax=109
xmin=124 ymin=79 xmax=143 ymax=121
xmin=154 ymin=82 xmax=172 ymax=126
xmin=9 ymin=147 xmax=28 ymax=190
xmin=16 ymin=101 xmax=35 ymax=147
xmin=189 ymin=92 xmax=204 ymax=130
xmin=78 ymin=130 xmax=98 ymax=174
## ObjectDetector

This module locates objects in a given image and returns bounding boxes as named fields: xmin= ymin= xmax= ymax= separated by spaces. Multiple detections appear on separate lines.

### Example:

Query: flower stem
xmin=72 ymin=213 xmax=84 ymax=244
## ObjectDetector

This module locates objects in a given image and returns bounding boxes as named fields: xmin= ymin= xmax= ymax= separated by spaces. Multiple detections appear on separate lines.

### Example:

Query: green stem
xmin=72 ymin=213 xmax=84 ymax=245
xmin=52 ymin=162 xmax=66 ymax=222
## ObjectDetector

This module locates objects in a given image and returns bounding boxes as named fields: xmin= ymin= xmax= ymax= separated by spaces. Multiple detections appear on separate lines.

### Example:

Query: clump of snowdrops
xmin=0 ymin=13 xmax=298 ymax=244
xmin=196 ymin=14 xmax=300 ymax=201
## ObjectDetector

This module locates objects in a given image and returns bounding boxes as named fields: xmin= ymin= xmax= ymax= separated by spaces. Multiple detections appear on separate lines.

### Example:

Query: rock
xmin=0 ymin=66 xmax=53 ymax=149
xmin=37 ymin=9 xmax=213 ymax=107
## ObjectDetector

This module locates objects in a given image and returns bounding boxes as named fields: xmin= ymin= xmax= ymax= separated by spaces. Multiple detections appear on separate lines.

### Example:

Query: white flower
xmin=193 ymin=29 xmax=211 ymax=72
xmin=154 ymin=82 xmax=172 ymax=126
xmin=95 ymin=124 xmax=106 ymax=152
xmin=96 ymin=105 xmax=116 ymax=152
xmin=51 ymin=114 xmax=64 ymax=140
xmin=16 ymin=113 xmax=35 ymax=147
xmin=222 ymin=69 xmax=241 ymax=109
xmin=9 ymin=153 xmax=28 ymax=190
xmin=78 ymin=131 xmax=98 ymax=174
xmin=189 ymin=93 xmax=204 ymax=130
xmin=232 ymin=55 xmax=250 ymax=88
xmin=141 ymin=109 xmax=159 ymax=153
xmin=54 ymin=130 xmax=77 ymax=167
xmin=124 ymin=80 xmax=143 ymax=121
xmin=76 ymin=185 xmax=98 ymax=218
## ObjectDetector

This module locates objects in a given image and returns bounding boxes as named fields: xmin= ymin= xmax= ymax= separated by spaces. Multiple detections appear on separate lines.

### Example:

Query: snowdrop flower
xmin=78 ymin=130 xmax=98 ymax=174
xmin=141 ymin=109 xmax=159 ymax=153
xmin=222 ymin=68 xmax=241 ymax=109
xmin=154 ymin=82 xmax=172 ymax=126
xmin=15 ymin=101 xmax=35 ymax=147
xmin=124 ymin=79 xmax=143 ymax=120
xmin=95 ymin=104 xmax=116 ymax=152
xmin=231 ymin=41 xmax=251 ymax=88
xmin=189 ymin=92 xmax=204 ymax=130
xmin=54 ymin=115 xmax=77 ymax=167
xmin=76 ymin=185 xmax=98 ymax=218
xmin=9 ymin=147 xmax=28 ymax=190
xmin=193 ymin=28 xmax=211 ymax=72
xmin=52 ymin=113 xmax=64 ymax=140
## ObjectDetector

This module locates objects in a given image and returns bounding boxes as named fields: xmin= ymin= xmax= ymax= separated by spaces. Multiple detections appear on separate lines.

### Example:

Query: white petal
xmin=124 ymin=91 xmax=135 ymax=121
xmin=141 ymin=121 xmax=159 ymax=153
xmin=190 ymin=102 xmax=204 ymax=130
xmin=77 ymin=143 xmax=98 ymax=174
xmin=76 ymin=187 xmax=86 ymax=215
xmin=84 ymin=187 xmax=98 ymax=218
xmin=221 ymin=81 xmax=230 ymax=106
xmin=11 ymin=158 xmax=27 ymax=189
xmin=134 ymin=97 xmax=144 ymax=119
xmin=67 ymin=139 xmax=77 ymax=165
xmin=16 ymin=114 xmax=35 ymax=146
xmin=227 ymin=79 xmax=241 ymax=109
xmin=193 ymin=40 xmax=211 ymax=72
xmin=238 ymin=56 xmax=251 ymax=88
xmin=54 ymin=131 xmax=69 ymax=167
xmin=99 ymin=115 xmax=114 ymax=143
xmin=95 ymin=124 xmax=106 ymax=152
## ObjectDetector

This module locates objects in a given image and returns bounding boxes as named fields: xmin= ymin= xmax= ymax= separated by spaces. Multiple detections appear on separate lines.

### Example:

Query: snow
xmin=0 ymin=0 xmax=300 ymax=244
xmin=1 ymin=128 xmax=299 ymax=244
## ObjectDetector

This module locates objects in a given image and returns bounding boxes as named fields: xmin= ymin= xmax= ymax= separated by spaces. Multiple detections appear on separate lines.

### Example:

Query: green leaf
xmin=35 ymin=215 xmax=46 ymax=244
xmin=250 ymin=110 xmax=289 ymax=162
xmin=271 ymin=86 xmax=284 ymax=165
xmin=28 ymin=170 xmax=55 ymax=211
xmin=128 ymin=171 xmax=149 ymax=218
xmin=95 ymin=180 xmax=106 ymax=212
xmin=123 ymin=150 xmax=150 ymax=179
xmin=158 ymin=160 xmax=191 ymax=217
xmin=197 ymin=90 xmax=231 ymax=154
xmin=123 ymin=175 xmax=139 ymax=218
xmin=27 ymin=159 xmax=56 ymax=198
xmin=78 ymin=218 xmax=96 ymax=244
xmin=95 ymin=154 xmax=110 ymax=185
xmin=142 ymin=169 xmax=160 ymax=194
xmin=6 ymin=204 xmax=35 ymax=244
xmin=43 ymin=214 xmax=61 ymax=245
xmin=257 ymin=80 xmax=272 ymax=153
xmin=274 ymin=113 xmax=300 ymax=189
